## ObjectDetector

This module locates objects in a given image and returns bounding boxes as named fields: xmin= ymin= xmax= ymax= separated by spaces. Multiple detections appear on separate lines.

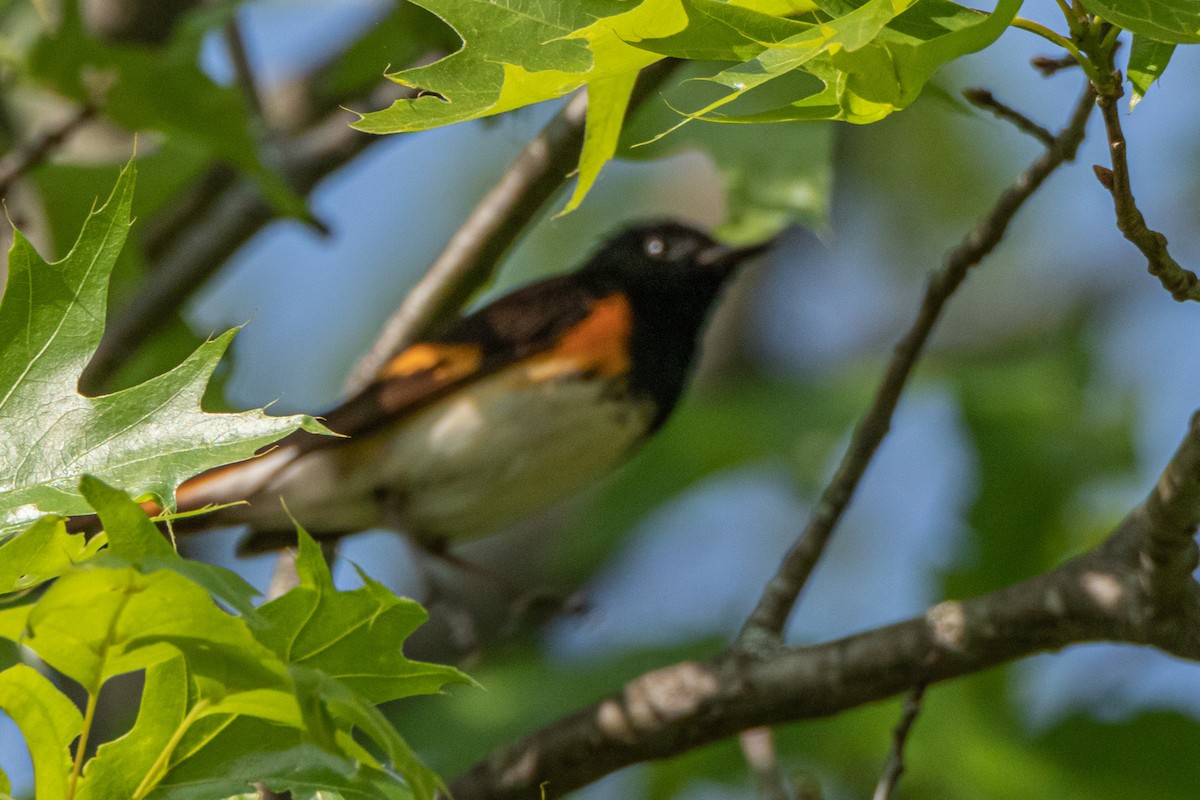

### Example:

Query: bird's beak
xmin=697 ymin=238 xmax=774 ymax=271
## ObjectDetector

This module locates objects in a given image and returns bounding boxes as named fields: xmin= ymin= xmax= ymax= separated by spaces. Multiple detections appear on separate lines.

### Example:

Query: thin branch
xmin=344 ymin=59 xmax=678 ymax=392
xmin=872 ymin=683 xmax=927 ymax=800
xmin=1091 ymin=72 xmax=1200 ymax=302
xmin=740 ymin=727 xmax=790 ymax=800
xmin=0 ymin=103 xmax=98 ymax=199
xmin=1032 ymin=53 xmax=1080 ymax=76
xmin=963 ymin=88 xmax=1055 ymax=147
xmin=78 ymin=77 xmax=420 ymax=393
xmin=223 ymin=14 xmax=269 ymax=130
xmin=736 ymin=84 xmax=1098 ymax=650
xmin=448 ymin=408 xmax=1200 ymax=800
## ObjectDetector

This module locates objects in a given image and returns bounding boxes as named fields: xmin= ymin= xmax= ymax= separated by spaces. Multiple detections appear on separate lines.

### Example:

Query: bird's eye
xmin=644 ymin=236 xmax=666 ymax=258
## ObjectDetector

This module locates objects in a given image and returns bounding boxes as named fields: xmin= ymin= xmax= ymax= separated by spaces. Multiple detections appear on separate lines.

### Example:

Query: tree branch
xmin=448 ymin=408 xmax=1200 ymax=800
xmin=222 ymin=13 xmax=268 ymax=131
xmin=872 ymin=683 xmax=927 ymax=800
xmin=0 ymin=103 xmax=98 ymax=199
xmin=344 ymin=60 xmax=678 ymax=392
xmin=78 ymin=76 xmax=421 ymax=393
xmin=963 ymin=88 xmax=1055 ymax=147
xmin=1091 ymin=72 xmax=1200 ymax=302
xmin=737 ymin=83 xmax=1097 ymax=650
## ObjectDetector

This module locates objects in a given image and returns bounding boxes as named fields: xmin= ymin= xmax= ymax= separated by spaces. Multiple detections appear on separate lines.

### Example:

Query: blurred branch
xmin=1091 ymin=71 xmax=1200 ymax=302
xmin=740 ymin=727 xmax=790 ymax=800
xmin=83 ymin=0 xmax=201 ymax=44
xmin=449 ymin=408 xmax=1200 ymax=800
xmin=963 ymin=87 xmax=1055 ymax=147
xmin=79 ymin=67 xmax=431 ymax=392
xmin=871 ymin=683 xmax=927 ymax=800
xmin=344 ymin=59 xmax=678 ymax=391
xmin=0 ymin=102 xmax=98 ymax=199
xmin=1032 ymin=53 xmax=1080 ymax=76
xmin=737 ymin=82 xmax=1097 ymax=650
xmin=223 ymin=14 xmax=268 ymax=130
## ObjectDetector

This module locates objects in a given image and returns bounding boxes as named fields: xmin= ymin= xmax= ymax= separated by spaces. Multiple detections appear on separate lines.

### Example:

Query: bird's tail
xmin=66 ymin=446 xmax=300 ymax=537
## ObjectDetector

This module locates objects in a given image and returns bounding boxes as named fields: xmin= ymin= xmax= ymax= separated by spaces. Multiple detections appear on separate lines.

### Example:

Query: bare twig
xmin=1031 ymin=53 xmax=1079 ymax=76
xmin=740 ymin=727 xmax=790 ymax=800
xmin=736 ymin=84 xmax=1098 ymax=651
xmin=0 ymin=103 xmax=98 ymax=199
xmin=345 ymin=59 xmax=678 ymax=391
xmin=872 ymin=683 xmax=927 ymax=800
xmin=447 ymin=410 xmax=1200 ymax=800
xmin=223 ymin=14 xmax=268 ymax=129
xmin=1091 ymin=72 xmax=1200 ymax=302
xmin=963 ymin=88 xmax=1056 ymax=147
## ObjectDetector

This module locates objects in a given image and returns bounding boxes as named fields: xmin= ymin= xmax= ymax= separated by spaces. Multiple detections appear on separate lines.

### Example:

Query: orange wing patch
xmin=530 ymin=293 xmax=632 ymax=379
xmin=380 ymin=343 xmax=483 ymax=382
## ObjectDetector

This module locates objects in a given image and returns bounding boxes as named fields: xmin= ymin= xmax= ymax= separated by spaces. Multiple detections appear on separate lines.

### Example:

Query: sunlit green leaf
xmin=23 ymin=565 xmax=286 ymax=694
xmin=638 ymin=0 xmax=1022 ymax=126
xmin=257 ymin=530 xmax=470 ymax=705
xmin=0 ymin=514 xmax=105 ymax=593
xmin=0 ymin=161 xmax=324 ymax=540
xmin=79 ymin=476 xmax=260 ymax=616
xmin=75 ymin=657 xmax=190 ymax=800
xmin=153 ymin=718 xmax=412 ymax=800
xmin=1127 ymin=35 xmax=1176 ymax=108
xmin=1080 ymin=0 xmax=1200 ymax=43
xmin=0 ymin=665 xmax=80 ymax=800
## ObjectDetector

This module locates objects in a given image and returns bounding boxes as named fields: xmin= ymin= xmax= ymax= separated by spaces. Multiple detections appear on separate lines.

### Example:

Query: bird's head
xmin=581 ymin=222 xmax=771 ymax=296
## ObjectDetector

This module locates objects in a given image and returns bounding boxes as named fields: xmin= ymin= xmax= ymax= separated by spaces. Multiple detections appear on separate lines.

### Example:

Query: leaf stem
xmin=67 ymin=691 xmax=99 ymax=800
xmin=1051 ymin=0 xmax=1074 ymax=26
xmin=1098 ymin=23 xmax=1122 ymax=54
xmin=1011 ymin=18 xmax=1079 ymax=58
xmin=132 ymin=698 xmax=211 ymax=799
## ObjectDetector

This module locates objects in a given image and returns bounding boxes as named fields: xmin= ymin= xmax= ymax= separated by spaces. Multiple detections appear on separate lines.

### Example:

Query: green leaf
xmin=1127 ymin=34 xmax=1176 ymax=108
xmin=0 ymin=514 xmax=105 ymax=594
xmin=0 ymin=161 xmax=324 ymax=540
xmin=635 ymin=0 xmax=920 ymax=132
xmin=622 ymin=60 xmax=833 ymax=239
xmin=22 ymin=564 xmax=286 ymax=694
xmin=315 ymin=2 xmax=460 ymax=103
xmin=352 ymin=0 xmax=687 ymax=210
xmin=640 ymin=0 xmax=1022 ymax=126
xmin=257 ymin=530 xmax=470 ymax=705
xmin=75 ymin=657 xmax=190 ymax=800
xmin=292 ymin=667 xmax=444 ymax=800
xmin=150 ymin=716 xmax=412 ymax=800
xmin=560 ymin=71 xmax=640 ymax=214
xmin=1080 ymin=0 xmax=1200 ymax=43
xmin=0 ymin=664 xmax=81 ymax=800
xmin=78 ymin=477 xmax=261 ymax=616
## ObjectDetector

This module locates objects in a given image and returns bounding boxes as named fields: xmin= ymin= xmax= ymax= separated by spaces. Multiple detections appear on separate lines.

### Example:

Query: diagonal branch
xmin=78 ymin=76 xmax=422 ymax=393
xmin=736 ymin=83 xmax=1098 ymax=650
xmin=872 ymin=683 xmax=927 ymax=800
xmin=448 ymin=408 xmax=1200 ymax=800
xmin=1091 ymin=72 xmax=1200 ymax=302
xmin=0 ymin=102 xmax=98 ymax=200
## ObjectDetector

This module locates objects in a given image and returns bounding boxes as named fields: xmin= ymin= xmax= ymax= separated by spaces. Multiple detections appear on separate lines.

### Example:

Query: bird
xmin=88 ymin=221 xmax=770 ymax=554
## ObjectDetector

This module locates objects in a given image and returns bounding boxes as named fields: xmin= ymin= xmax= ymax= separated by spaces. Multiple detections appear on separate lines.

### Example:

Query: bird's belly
xmin=246 ymin=364 xmax=654 ymax=540
xmin=381 ymin=366 xmax=653 ymax=540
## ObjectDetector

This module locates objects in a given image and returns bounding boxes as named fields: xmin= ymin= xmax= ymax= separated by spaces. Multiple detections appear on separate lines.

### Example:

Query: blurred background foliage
xmin=1 ymin=0 xmax=1199 ymax=797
